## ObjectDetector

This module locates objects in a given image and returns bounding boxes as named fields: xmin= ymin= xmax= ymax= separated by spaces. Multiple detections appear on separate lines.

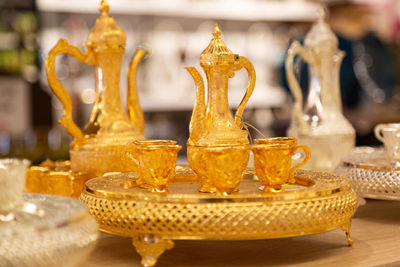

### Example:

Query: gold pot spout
xmin=186 ymin=67 xmax=205 ymax=144
xmin=127 ymin=46 xmax=148 ymax=135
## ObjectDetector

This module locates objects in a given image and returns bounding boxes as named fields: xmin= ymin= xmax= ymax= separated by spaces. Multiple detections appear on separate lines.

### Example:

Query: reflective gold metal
xmin=336 ymin=146 xmax=400 ymax=200
xmin=285 ymin=9 xmax=355 ymax=171
xmin=25 ymin=160 xmax=92 ymax=198
xmin=45 ymin=0 xmax=148 ymax=176
xmin=201 ymin=145 xmax=249 ymax=194
xmin=125 ymin=141 xmax=181 ymax=192
xmin=186 ymin=24 xmax=255 ymax=146
xmin=81 ymin=168 xmax=357 ymax=266
xmin=253 ymin=137 xmax=310 ymax=183
xmin=186 ymin=24 xmax=255 ymax=192
xmin=251 ymin=143 xmax=310 ymax=191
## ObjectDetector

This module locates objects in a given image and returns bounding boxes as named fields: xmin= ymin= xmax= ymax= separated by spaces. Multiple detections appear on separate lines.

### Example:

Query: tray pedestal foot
xmin=132 ymin=234 xmax=174 ymax=267
xmin=341 ymin=220 xmax=353 ymax=246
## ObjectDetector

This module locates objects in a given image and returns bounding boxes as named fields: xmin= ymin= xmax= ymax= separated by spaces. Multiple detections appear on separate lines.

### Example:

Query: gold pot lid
xmin=85 ymin=0 xmax=126 ymax=51
xmin=304 ymin=8 xmax=338 ymax=50
xmin=200 ymin=24 xmax=237 ymax=66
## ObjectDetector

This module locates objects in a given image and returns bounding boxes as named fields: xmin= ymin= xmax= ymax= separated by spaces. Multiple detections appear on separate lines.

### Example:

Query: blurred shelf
xmin=139 ymin=86 xmax=286 ymax=112
xmin=37 ymin=0 xmax=320 ymax=22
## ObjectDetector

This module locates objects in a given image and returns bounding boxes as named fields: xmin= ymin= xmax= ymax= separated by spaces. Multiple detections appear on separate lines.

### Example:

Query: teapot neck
xmin=205 ymin=68 xmax=230 ymax=116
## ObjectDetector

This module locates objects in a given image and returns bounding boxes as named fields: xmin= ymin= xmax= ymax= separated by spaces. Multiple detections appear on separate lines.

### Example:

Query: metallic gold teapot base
xmin=70 ymin=145 xmax=136 ymax=176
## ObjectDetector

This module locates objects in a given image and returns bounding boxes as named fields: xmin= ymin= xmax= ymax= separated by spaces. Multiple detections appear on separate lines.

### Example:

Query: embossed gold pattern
xmin=251 ymin=143 xmax=310 ymax=191
xmin=81 ymin=168 xmax=357 ymax=266
xmin=45 ymin=0 xmax=148 ymax=176
xmin=25 ymin=160 xmax=92 ymax=198
xmin=126 ymin=142 xmax=181 ymax=192
xmin=253 ymin=137 xmax=310 ymax=183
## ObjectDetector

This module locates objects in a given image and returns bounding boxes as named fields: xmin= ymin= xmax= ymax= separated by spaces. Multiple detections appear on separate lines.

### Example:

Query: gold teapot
xmin=45 ymin=0 xmax=147 ymax=176
xmin=186 ymin=24 xmax=255 ymax=192
xmin=186 ymin=24 xmax=256 ymax=146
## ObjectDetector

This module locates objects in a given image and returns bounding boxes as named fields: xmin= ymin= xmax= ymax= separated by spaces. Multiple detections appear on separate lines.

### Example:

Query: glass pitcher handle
xmin=290 ymin=145 xmax=311 ymax=179
xmin=285 ymin=41 xmax=311 ymax=135
xmin=234 ymin=56 xmax=256 ymax=128
xmin=45 ymin=39 xmax=93 ymax=144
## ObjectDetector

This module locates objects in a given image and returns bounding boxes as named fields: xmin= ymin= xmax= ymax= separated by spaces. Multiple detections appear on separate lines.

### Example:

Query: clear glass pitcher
xmin=285 ymin=12 xmax=355 ymax=171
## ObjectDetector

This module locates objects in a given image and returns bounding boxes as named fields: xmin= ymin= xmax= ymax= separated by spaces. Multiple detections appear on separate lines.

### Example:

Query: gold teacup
xmin=253 ymin=137 xmax=310 ymax=183
xmin=125 ymin=140 xmax=181 ymax=192
xmin=251 ymin=143 xmax=310 ymax=192
xmin=200 ymin=145 xmax=249 ymax=195
xmin=187 ymin=145 xmax=216 ymax=193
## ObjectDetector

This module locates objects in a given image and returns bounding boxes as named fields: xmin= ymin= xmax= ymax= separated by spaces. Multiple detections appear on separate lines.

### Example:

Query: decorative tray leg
xmin=132 ymin=234 xmax=174 ymax=267
xmin=341 ymin=220 xmax=353 ymax=246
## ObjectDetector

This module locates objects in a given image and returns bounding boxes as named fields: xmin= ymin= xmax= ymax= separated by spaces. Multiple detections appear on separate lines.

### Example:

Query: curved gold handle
xmin=285 ymin=41 xmax=311 ymax=135
xmin=127 ymin=46 xmax=149 ymax=135
xmin=45 ymin=39 xmax=94 ymax=143
xmin=290 ymin=145 xmax=311 ymax=178
xmin=234 ymin=56 xmax=256 ymax=128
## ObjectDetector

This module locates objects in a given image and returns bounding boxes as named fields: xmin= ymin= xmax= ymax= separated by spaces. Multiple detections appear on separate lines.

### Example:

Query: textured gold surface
xmin=81 ymin=168 xmax=357 ymax=266
xmin=45 ymin=0 xmax=147 ymax=175
xmin=336 ymin=146 xmax=400 ymax=200
xmin=252 ymin=137 xmax=310 ymax=184
xmin=25 ymin=160 xmax=92 ymax=198
xmin=126 ymin=142 xmax=181 ymax=192
xmin=186 ymin=24 xmax=255 ymax=146
xmin=251 ymin=143 xmax=309 ymax=191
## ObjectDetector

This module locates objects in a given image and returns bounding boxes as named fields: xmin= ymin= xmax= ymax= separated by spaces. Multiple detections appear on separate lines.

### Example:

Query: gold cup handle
xmin=285 ymin=41 xmax=312 ymax=135
xmin=45 ymin=39 xmax=94 ymax=144
xmin=234 ymin=56 xmax=256 ymax=128
xmin=290 ymin=145 xmax=311 ymax=176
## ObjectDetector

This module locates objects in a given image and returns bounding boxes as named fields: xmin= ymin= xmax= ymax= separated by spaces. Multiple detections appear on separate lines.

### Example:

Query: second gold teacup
xmin=199 ymin=145 xmax=249 ymax=195
xmin=125 ymin=140 xmax=181 ymax=192
xmin=251 ymin=142 xmax=310 ymax=192
xmin=253 ymin=137 xmax=310 ymax=183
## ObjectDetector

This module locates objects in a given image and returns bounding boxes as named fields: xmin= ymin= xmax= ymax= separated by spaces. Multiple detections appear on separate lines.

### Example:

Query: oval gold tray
xmin=336 ymin=146 xmax=400 ymax=200
xmin=80 ymin=167 xmax=357 ymax=267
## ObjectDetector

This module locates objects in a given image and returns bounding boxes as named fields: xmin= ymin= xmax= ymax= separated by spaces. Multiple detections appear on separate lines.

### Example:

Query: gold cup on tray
xmin=254 ymin=137 xmax=310 ymax=183
xmin=251 ymin=142 xmax=310 ymax=192
xmin=200 ymin=145 xmax=249 ymax=195
xmin=125 ymin=140 xmax=181 ymax=192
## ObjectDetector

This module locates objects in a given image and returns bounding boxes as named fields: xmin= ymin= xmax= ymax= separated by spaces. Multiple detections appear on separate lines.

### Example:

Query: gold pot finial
xmin=99 ymin=0 xmax=110 ymax=14
xmin=212 ymin=24 xmax=221 ymax=38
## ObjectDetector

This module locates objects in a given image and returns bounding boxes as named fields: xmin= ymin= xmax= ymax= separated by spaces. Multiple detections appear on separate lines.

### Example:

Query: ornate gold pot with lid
xmin=285 ymin=11 xmax=355 ymax=171
xmin=45 ymin=0 xmax=147 ymax=176
xmin=186 ymin=24 xmax=256 ymax=192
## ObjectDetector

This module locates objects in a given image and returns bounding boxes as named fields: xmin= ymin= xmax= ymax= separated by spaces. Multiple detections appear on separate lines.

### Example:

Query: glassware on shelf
xmin=0 ymin=158 xmax=30 ymax=221
xmin=285 ymin=10 xmax=355 ymax=171
xmin=125 ymin=140 xmax=181 ymax=192
xmin=45 ymin=0 xmax=148 ymax=176
xmin=253 ymin=137 xmax=310 ymax=183
xmin=251 ymin=142 xmax=310 ymax=192
xmin=374 ymin=123 xmax=400 ymax=165
xmin=185 ymin=24 xmax=256 ymax=192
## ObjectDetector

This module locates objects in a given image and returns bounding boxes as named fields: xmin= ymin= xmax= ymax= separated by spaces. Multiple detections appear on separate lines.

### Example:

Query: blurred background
xmin=1 ymin=0 xmax=400 ymax=164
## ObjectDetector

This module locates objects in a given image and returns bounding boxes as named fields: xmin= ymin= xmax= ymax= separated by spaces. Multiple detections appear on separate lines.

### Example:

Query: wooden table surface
xmin=82 ymin=199 xmax=400 ymax=267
